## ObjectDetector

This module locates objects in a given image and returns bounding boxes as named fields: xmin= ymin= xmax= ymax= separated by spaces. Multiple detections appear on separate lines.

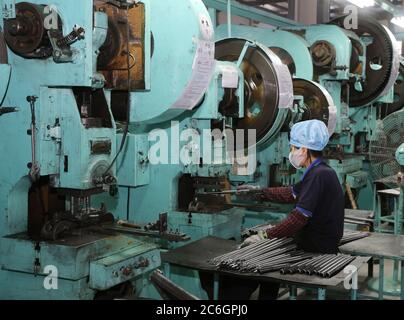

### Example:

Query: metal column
xmin=317 ymin=0 xmax=330 ymax=23
xmin=213 ymin=273 xmax=220 ymax=300
xmin=288 ymin=0 xmax=296 ymax=20
xmin=401 ymin=261 xmax=404 ymax=300
xmin=317 ymin=288 xmax=326 ymax=300
xmin=289 ymin=285 xmax=297 ymax=300
xmin=296 ymin=0 xmax=318 ymax=25
xmin=378 ymin=257 xmax=385 ymax=300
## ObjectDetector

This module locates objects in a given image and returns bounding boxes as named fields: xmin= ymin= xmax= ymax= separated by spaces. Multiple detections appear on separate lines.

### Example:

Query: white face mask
xmin=289 ymin=148 xmax=306 ymax=169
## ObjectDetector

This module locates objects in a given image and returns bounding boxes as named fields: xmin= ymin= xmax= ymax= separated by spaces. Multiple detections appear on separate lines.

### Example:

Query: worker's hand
xmin=236 ymin=185 xmax=261 ymax=194
xmin=240 ymin=230 xmax=267 ymax=248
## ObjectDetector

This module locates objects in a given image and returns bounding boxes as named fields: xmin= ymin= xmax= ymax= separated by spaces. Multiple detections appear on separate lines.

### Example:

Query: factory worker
xmin=241 ymin=119 xmax=345 ymax=254
xmin=200 ymin=120 xmax=345 ymax=300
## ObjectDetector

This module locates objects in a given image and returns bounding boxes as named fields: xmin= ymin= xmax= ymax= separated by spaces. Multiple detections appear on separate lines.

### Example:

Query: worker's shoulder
xmin=310 ymin=162 xmax=338 ymax=180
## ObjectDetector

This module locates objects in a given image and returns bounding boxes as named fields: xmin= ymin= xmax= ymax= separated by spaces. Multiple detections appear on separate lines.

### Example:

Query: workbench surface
xmin=340 ymin=232 xmax=404 ymax=258
xmin=162 ymin=236 xmax=369 ymax=288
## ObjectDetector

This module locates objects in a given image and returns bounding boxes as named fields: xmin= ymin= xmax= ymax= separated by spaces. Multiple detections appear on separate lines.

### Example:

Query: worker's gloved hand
xmin=240 ymin=230 xmax=267 ymax=248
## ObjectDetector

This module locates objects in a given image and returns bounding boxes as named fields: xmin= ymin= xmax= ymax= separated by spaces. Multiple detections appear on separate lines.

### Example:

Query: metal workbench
xmin=162 ymin=236 xmax=370 ymax=300
xmin=340 ymin=232 xmax=404 ymax=300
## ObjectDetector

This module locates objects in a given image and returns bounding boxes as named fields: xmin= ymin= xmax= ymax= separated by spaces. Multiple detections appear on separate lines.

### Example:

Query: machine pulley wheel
xmin=215 ymin=38 xmax=292 ymax=147
xmin=293 ymin=78 xmax=336 ymax=135
xmin=4 ymin=2 xmax=50 ymax=57
xmin=310 ymin=40 xmax=336 ymax=68
xmin=330 ymin=14 xmax=400 ymax=107
xmin=269 ymin=46 xmax=296 ymax=76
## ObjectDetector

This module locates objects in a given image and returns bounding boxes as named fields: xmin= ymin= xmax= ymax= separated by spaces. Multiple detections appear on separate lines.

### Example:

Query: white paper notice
xmin=220 ymin=65 xmax=239 ymax=89
xmin=170 ymin=39 xmax=216 ymax=110
xmin=327 ymin=105 xmax=337 ymax=136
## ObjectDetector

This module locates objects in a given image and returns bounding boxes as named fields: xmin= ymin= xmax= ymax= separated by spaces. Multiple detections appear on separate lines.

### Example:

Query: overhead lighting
xmin=346 ymin=0 xmax=375 ymax=8
xmin=392 ymin=16 xmax=404 ymax=29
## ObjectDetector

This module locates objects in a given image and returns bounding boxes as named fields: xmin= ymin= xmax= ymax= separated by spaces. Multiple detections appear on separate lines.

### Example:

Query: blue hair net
xmin=290 ymin=120 xmax=330 ymax=151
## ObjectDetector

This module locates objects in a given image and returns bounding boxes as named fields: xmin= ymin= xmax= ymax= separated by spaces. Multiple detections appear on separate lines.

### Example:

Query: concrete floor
xmin=250 ymin=259 xmax=402 ymax=300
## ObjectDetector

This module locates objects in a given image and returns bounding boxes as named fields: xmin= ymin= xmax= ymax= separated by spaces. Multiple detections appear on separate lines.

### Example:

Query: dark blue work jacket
xmin=292 ymin=159 xmax=345 ymax=254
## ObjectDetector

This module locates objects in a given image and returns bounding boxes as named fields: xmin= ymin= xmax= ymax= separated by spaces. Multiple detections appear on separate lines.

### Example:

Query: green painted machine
xmin=0 ymin=0 xmax=217 ymax=299
xmin=215 ymin=14 xmax=401 ymax=213
xmin=1 ymin=0 xmax=404 ymax=300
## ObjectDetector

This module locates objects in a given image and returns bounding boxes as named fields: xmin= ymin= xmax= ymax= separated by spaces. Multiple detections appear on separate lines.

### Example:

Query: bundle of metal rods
xmin=340 ymin=231 xmax=370 ymax=245
xmin=280 ymin=254 xmax=356 ymax=278
xmin=208 ymin=238 xmax=315 ymax=274
xmin=209 ymin=237 xmax=359 ymax=277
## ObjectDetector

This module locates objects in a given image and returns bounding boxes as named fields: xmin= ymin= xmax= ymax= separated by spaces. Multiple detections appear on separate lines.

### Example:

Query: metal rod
xmin=256 ymin=263 xmax=291 ymax=273
xmin=259 ymin=254 xmax=314 ymax=273
xmin=227 ymin=0 xmax=232 ymax=38
xmin=316 ymin=255 xmax=345 ymax=272
xmin=318 ymin=256 xmax=353 ymax=277
xmin=325 ymin=256 xmax=356 ymax=278
xmin=258 ymin=253 xmax=315 ymax=268
xmin=315 ymin=255 xmax=346 ymax=275
xmin=234 ymin=238 xmax=293 ymax=261
xmin=211 ymin=239 xmax=275 ymax=263
xmin=306 ymin=255 xmax=338 ymax=275
xmin=254 ymin=253 xmax=293 ymax=267
xmin=340 ymin=232 xmax=370 ymax=245
xmin=345 ymin=216 xmax=374 ymax=223
xmin=243 ymin=245 xmax=297 ymax=265
xmin=150 ymin=270 xmax=200 ymax=300
xmin=210 ymin=237 xmax=355 ymax=279
xmin=318 ymin=256 xmax=351 ymax=276
xmin=280 ymin=259 xmax=310 ymax=274
xmin=233 ymin=252 xmax=292 ymax=271
xmin=296 ymin=255 xmax=330 ymax=274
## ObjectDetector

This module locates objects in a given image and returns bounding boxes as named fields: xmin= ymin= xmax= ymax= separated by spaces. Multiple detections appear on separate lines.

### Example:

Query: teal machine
xmin=0 ymin=0 xmax=169 ymax=299
xmin=0 ymin=0 xmax=257 ymax=300
xmin=0 ymin=0 xmax=403 ymax=300
xmin=100 ymin=2 xmax=383 ymax=297
xmin=132 ymin=5 xmax=402 ymax=297
xmin=215 ymin=13 xmax=401 ymax=213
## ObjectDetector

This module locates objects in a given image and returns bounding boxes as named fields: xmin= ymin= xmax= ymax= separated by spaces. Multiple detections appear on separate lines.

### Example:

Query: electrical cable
xmin=103 ymin=4 xmax=134 ymax=177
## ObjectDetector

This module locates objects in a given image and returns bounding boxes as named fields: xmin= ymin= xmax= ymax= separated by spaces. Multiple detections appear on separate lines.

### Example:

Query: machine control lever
xmin=0 ymin=107 xmax=19 ymax=116
xmin=27 ymin=96 xmax=40 ymax=182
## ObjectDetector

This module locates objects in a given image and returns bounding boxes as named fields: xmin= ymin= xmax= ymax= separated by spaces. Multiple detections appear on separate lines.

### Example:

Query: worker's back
xmin=294 ymin=162 xmax=345 ymax=254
